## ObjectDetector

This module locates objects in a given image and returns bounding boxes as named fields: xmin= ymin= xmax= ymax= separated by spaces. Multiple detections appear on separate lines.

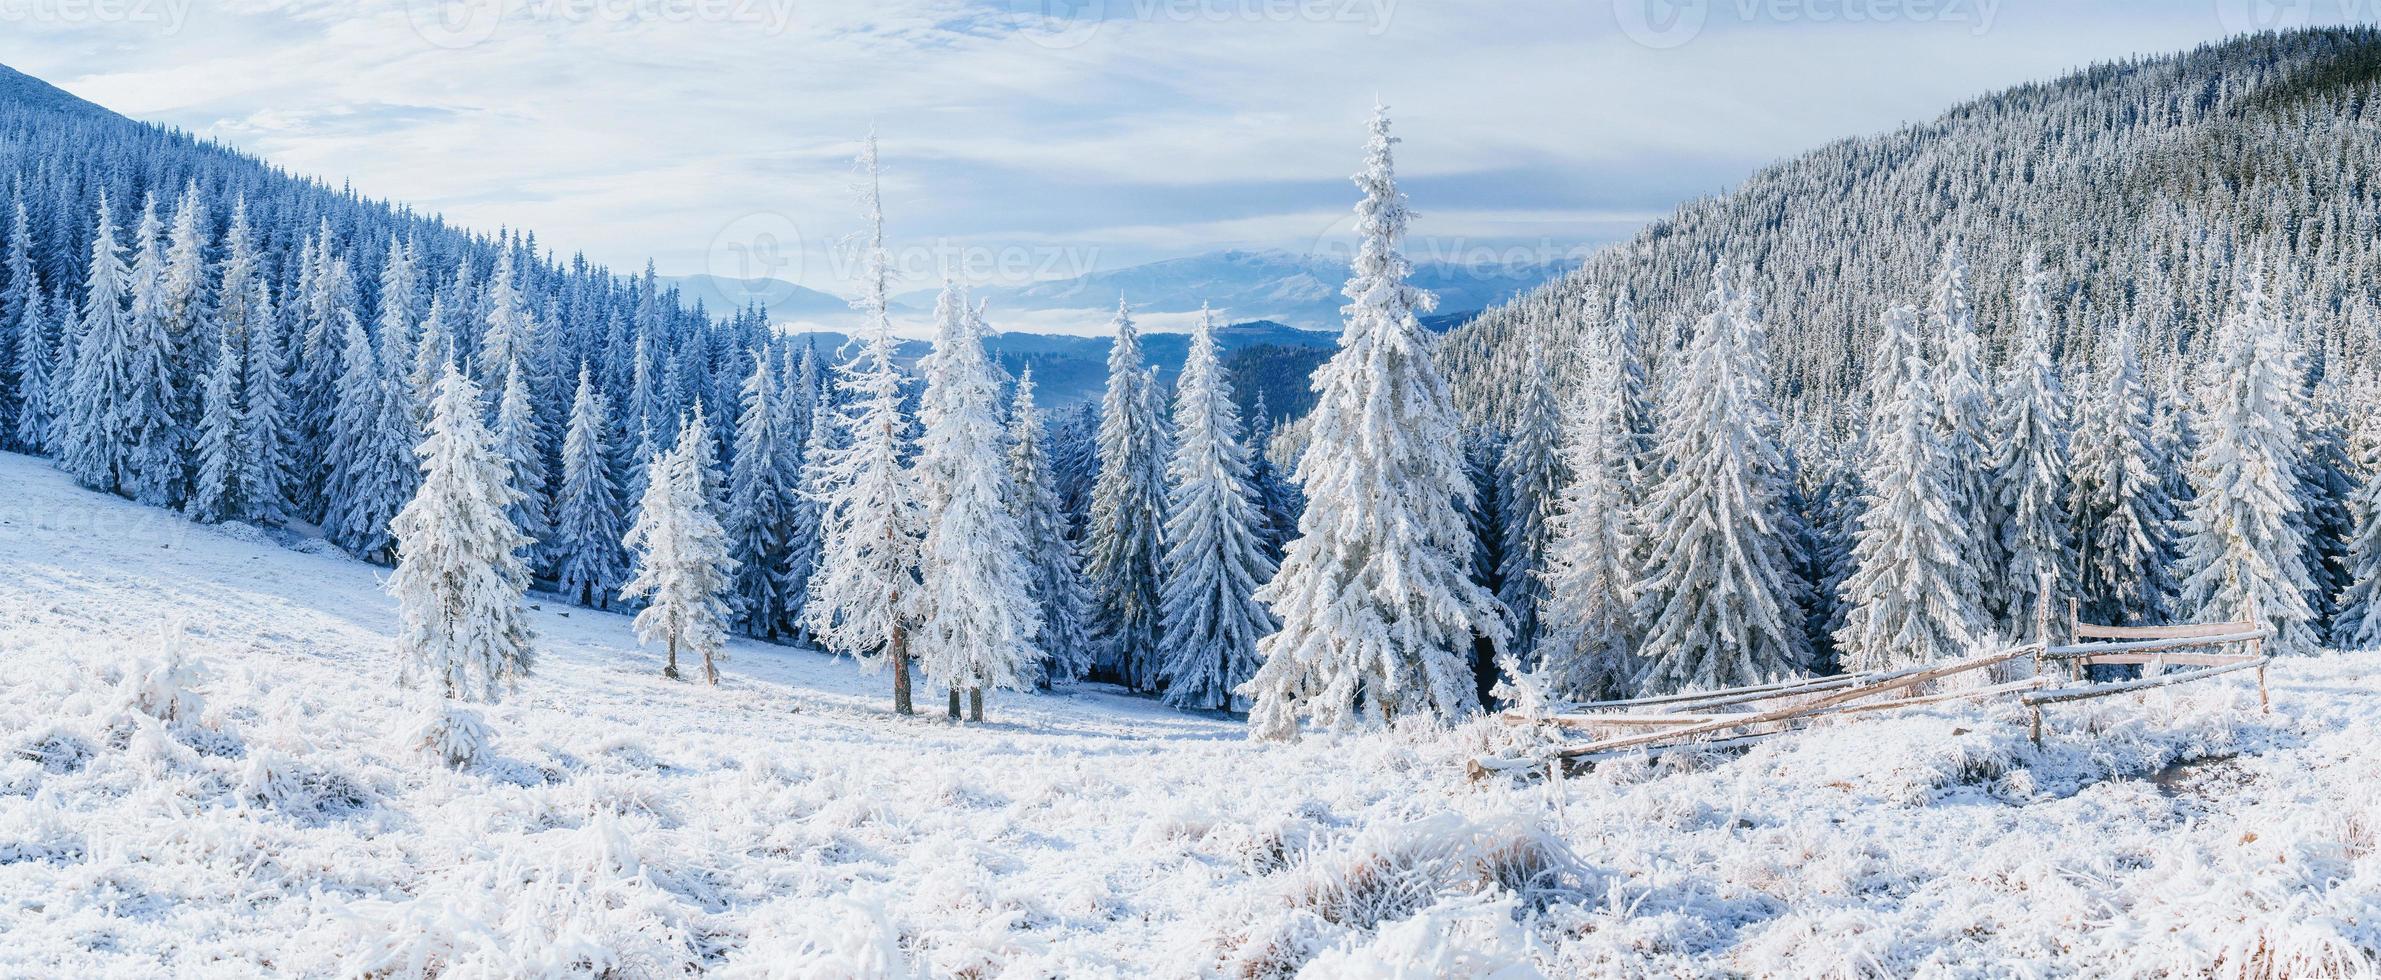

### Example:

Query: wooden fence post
xmin=2250 ymin=603 xmax=2270 ymax=714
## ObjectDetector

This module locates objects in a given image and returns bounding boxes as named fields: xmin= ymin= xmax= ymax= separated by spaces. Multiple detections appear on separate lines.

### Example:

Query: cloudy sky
xmin=0 ymin=0 xmax=2361 ymax=298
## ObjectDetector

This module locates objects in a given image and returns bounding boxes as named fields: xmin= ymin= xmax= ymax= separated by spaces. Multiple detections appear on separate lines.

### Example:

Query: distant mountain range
xmin=664 ymin=247 xmax=1569 ymax=336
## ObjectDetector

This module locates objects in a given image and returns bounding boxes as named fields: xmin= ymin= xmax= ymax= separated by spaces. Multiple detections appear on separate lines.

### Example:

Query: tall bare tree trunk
xmin=664 ymin=633 xmax=680 ymax=680
xmin=968 ymin=686 xmax=984 ymax=723
xmin=890 ymin=624 xmax=914 ymax=715
xmin=947 ymin=686 xmax=962 ymax=719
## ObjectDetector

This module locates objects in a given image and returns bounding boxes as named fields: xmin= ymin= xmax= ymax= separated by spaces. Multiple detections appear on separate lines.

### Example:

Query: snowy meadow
xmin=4 ymin=452 xmax=2376 ymax=977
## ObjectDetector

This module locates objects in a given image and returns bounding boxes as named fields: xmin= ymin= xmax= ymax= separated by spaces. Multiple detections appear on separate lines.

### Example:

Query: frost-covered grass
xmin=2 ymin=449 xmax=2377 ymax=977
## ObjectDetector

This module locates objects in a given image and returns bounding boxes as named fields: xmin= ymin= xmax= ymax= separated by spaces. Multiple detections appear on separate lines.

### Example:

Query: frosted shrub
xmin=1219 ymin=814 xmax=1579 ymax=977
xmin=408 ymin=700 xmax=492 ymax=769
xmin=723 ymin=892 xmax=920 ymax=978
xmin=113 ymin=640 xmax=210 ymax=724
xmin=1298 ymin=894 xmax=1541 ymax=980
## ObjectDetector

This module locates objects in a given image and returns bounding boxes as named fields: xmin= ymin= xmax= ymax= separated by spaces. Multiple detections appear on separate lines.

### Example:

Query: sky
xmin=0 ymin=0 xmax=2369 ymax=301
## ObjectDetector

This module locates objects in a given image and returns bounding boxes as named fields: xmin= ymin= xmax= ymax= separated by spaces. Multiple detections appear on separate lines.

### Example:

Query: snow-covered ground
xmin=1 ymin=448 xmax=2375 ymax=978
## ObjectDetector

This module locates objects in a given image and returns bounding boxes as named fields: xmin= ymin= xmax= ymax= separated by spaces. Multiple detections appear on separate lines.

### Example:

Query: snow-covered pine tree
xmin=61 ymin=191 xmax=178 ymax=505
xmin=388 ymin=363 xmax=536 ymax=766
xmin=552 ymin=364 xmax=629 ymax=608
xmin=1989 ymin=255 xmax=2076 ymax=634
xmin=237 ymin=274 xmax=290 ymax=525
xmin=2177 ymin=265 xmax=2317 ymax=655
xmin=1154 ymin=307 xmax=1277 ymax=711
xmin=914 ymin=294 xmax=1040 ymax=722
xmin=9 ymin=270 xmax=49 ymax=453
xmin=783 ymin=382 xmax=833 ymax=644
xmin=725 ymin=350 xmax=799 ymax=639
xmin=1083 ymin=298 xmax=1169 ymax=690
xmin=2333 ymin=423 xmax=2381 ymax=648
xmin=2296 ymin=382 xmax=2356 ymax=634
xmin=323 ymin=308 xmax=394 ymax=558
xmin=186 ymin=328 xmax=244 ymax=523
xmin=1493 ymin=332 xmax=1567 ymax=659
xmin=1608 ymin=283 xmax=1655 ymax=462
xmin=1929 ymin=238 xmax=2003 ymax=607
xmin=1835 ymin=305 xmax=1982 ymax=671
xmin=477 ymin=246 xmax=534 ymax=388
xmin=1244 ymin=394 xmax=1297 ymax=562
xmin=802 ymin=135 xmax=926 ymax=714
xmin=1531 ymin=312 xmax=1643 ymax=701
xmin=0 ymin=186 xmax=29 ymax=442
xmin=492 ymin=358 xmax=553 ymax=561
xmin=2071 ymin=321 xmax=2177 ymax=625
xmin=1632 ymin=262 xmax=1808 ymax=693
xmin=159 ymin=184 xmax=214 ymax=500
xmin=623 ymin=414 xmax=739 ymax=685
xmin=1007 ymin=368 xmax=1095 ymax=687
xmin=1239 ymin=108 xmax=1506 ymax=739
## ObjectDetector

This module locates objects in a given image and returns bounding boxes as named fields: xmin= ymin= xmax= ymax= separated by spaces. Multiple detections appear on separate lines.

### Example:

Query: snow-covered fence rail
xmin=2019 ymin=601 xmax=2272 ymax=742
xmin=1477 ymin=591 xmax=2280 ymax=776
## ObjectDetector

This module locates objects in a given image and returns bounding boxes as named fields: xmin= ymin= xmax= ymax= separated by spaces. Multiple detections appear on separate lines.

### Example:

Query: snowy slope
xmin=1 ymin=449 xmax=2376 ymax=977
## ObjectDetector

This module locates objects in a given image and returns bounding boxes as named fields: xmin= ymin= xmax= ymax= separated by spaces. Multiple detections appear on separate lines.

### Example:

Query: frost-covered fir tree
xmin=491 ymin=358 xmax=553 ymax=559
xmin=324 ymin=311 xmax=409 ymax=561
xmin=10 ymin=272 xmax=51 ymax=453
xmin=1007 ymin=368 xmax=1095 ymax=687
xmin=1929 ymin=238 xmax=2002 ymax=600
xmin=388 ymin=363 xmax=536 ymax=766
xmin=159 ymin=185 xmax=214 ymax=499
xmin=803 ymin=135 xmax=926 ymax=714
xmin=1244 ymin=394 xmax=1299 ymax=563
xmin=1632 ymin=262 xmax=1807 ymax=693
xmin=2071 ymin=322 xmax=2177 ymax=625
xmin=2176 ymin=267 xmax=2317 ymax=655
xmin=1988 ymin=256 xmax=2076 ymax=633
xmin=914 ymin=295 xmax=1040 ymax=722
xmin=477 ymin=247 xmax=534 ymax=388
xmin=237 ymin=275 xmax=289 ymax=525
xmin=1531 ymin=314 xmax=1643 ymax=700
xmin=2332 ymin=419 xmax=2381 ymax=648
xmin=1083 ymin=299 xmax=1169 ymax=690
xmin=783 ymin=386 xmax=832 ymax=643
xmin=1239 ymin=108 xmax=1506 ymax=739
xmin=552 ymin=365 xmax=629 ymax=608
xmin=0 ymin=187 xmax=30 ymax=442
xmin=725 ymin=350 xmax=800 ymax=639
xmin=1154 ymin=308 xmax=1277 ymax=711
xmin=1493 ymin=333 xmax=1567 ymax=659
xmin=186 ymin=329 xmax=245 ymax=524
xmin=623 ymin=415 xmax=739 ymax=685
xmin=1835 ymin=305 xmax=1982 ymax=671
xmin=61 ymin=192 xmax=178 ymax=505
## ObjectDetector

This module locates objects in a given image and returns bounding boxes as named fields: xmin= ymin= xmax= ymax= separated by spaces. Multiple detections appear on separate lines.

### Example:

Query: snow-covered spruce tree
xmin=2070 ymin=321 xmax=2176 ymax=625
xmin=1531 ymin=314 xmax=1644 ymax=701
xmin=388 ymin=363 xmax=536 ymax=767
xmin=623 ymin=415 xmax=739 ymax=685
xmin=552 ymin=365 xmax=629 ymax=608
xmin=324 ymin=310 xmax=405 ymax=561
xmin=1835 ymin=305 xmax=1982 ymax=671
xmin=1988 ymin=255 xmax=2076 ymax=634
xmin=186 ymin=328 xmax=244 ymax=523
xmin=9 ymin=270 xmax=51 ymax=453
xmin=1493 ymin=336 xmax=1567 ymax=660
xmin=1154 ymin=307 xmax=1277 ymax=711
xmin=237 ymin=275 xmax=289 ymax=526
xmin=1239 ymin=108 xmax=1506 ymax=739
xmin=1244 ymin=394 xmax=1298 ymax=563
xmin=476 ymin=247 xmax=534 ymax=389
xmin=2296 ymin=384 xmax=2356 ymax=634
xmin=61 ymin=192 xmax=179 ymax=505
xmin=1632 ymin=262 xmax=1807 ymax=693
xmin=1083 ymin=299 xmax=1169 ymax=690
xmin=1608 ymin=283 xmax=1656 ymax=462
xmin=783 ymin=385 xmax=832 ymax=643
xmin=1928 ymin=238 xmax=2003 ymax=606
xmin=725 ymin=350 xmax=799 ymax=639
xmin=159 ymin=184 xmax=214 ymax=495
xmin=2176 ymin=266 xmax=2317 ymax=656
xmin=914 ymin=295 xmax=1040 ymax=722
xmin=0 ymin=186 xmax=30 ymax=442
xmin=2333 ymin=412 xmax=2381 ymax=648
xmin=492 ymin=358 xmax=553 ymax=561
xmin=802 ymin=135 xmax=926 ymax=714
xmin=1007 ymin=368 xmax=1095 ymax=687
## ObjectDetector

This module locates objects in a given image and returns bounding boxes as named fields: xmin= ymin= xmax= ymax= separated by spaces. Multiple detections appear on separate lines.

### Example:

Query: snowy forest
xmin=3 ymin=25 xmax=2379 ymax=977
xmin=8 ymin=30 xmax=2381 ymax=734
